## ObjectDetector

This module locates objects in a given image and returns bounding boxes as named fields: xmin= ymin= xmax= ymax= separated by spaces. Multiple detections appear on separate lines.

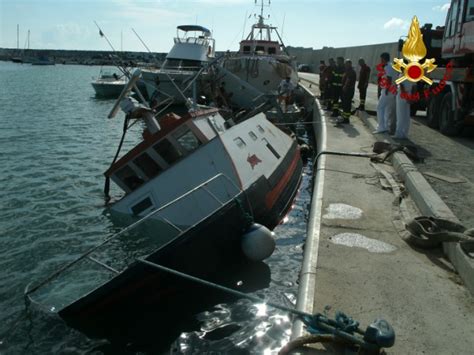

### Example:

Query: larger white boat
xmin=141 ymin=25 xmax=215 ymax=105
xmin=219 ymin=1 xmax=298 ymax=109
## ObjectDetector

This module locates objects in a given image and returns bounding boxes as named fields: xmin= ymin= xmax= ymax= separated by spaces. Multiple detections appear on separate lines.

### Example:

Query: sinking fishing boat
xmin=104 ymin=71 xmax=302 ymax=231
xmin=141 ymin=25 xmax=215 ymax=105
xmin=26 ymin=70 xmax=303 ymax=340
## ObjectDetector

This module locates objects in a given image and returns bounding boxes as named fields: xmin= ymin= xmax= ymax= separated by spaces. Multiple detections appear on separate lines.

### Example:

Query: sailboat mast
xmin=27 ymin=30 xmax=30 ymax=49
xmin=17 ymin=24 xmax=19 ymax=49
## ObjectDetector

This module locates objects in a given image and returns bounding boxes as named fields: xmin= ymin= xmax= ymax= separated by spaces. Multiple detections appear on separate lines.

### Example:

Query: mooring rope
xmin=138 ymin=258 xmax=394 ymax=352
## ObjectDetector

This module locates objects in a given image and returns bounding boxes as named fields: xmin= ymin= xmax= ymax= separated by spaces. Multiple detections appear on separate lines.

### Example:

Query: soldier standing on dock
xmin=357 ymin=58 xmax=371 ymax=111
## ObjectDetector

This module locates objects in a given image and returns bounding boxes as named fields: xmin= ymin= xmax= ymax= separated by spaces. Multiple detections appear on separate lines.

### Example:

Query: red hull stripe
xmin=264 ymin=148 xmax=300 ymax=210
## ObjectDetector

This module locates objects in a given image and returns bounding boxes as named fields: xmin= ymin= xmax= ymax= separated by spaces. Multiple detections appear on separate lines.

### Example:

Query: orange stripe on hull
xmin=264 ymin=148 xmax=301 ymax=210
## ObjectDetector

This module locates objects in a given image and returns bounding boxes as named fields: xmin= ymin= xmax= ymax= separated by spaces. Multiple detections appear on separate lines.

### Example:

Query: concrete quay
xmin=292 ymin=80 xmax=474 ymax=354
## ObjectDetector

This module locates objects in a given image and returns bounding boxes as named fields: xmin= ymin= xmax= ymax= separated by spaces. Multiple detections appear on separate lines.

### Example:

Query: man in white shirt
xmin=374 ymin=52 xmax=397 ymax=134
xmin=278 ymin=76 xmax=295 ymax=112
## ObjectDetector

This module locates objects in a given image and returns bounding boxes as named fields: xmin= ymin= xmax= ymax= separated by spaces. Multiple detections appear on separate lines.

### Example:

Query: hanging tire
xmin=439 ymin=92 xmax=463 ymax=136
xmin=426 ymin=95 xmax=440 ymax=128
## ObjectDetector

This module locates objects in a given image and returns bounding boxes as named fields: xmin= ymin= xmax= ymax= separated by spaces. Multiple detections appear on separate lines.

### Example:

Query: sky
xmin=0 ymin=0 xmax=451 ymax=52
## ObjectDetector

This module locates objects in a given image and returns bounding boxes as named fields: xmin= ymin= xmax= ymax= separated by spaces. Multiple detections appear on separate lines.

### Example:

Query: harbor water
xmin=0 ymin=61 xmax=313 ymax=354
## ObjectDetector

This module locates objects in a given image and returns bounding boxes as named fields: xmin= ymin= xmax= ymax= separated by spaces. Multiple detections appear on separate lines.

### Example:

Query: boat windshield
xmin=162 ymin=58 xmax=202 ymax=70
xmin=174 ymin=36 xmax=209 ymax=46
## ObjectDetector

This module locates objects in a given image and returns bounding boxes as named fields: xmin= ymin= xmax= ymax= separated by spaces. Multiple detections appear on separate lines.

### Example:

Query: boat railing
xmin=25 ymin=173 xmax=246 ymax=311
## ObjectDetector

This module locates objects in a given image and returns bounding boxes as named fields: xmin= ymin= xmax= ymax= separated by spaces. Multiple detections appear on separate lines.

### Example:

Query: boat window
xmin=255 ymin=46 xmax=265 ymax=53
xmin=175 ymin=129 xmax=201 ymax=153
xmin=180 ymin=59 xmax=201 ymax=70
xmin=263 ymin=138 xmax=280 ymax=159
xmin=234 ymin=137 xmax=246 ymax=148
xmin=268 ymin=47 xmax=276 ymax=55
xmin=116 ymin=165 xmax=145 ymax=191
xmin=131 ymin=197 xmax=153 ymax=216
xmin=162 ymin=59 xmax=180 ymax=69
xmin=153 ymin=138 xmax=182 ymax=165
xmin=257 ymin=124 xmax=265 ymax=133
xmin=243 ymin=45 xmax=251 ymax=54
xmin=133 ymin=153 xmax=162 ymax=179
xmin=248 ymin=131 xmax=258 ymax=141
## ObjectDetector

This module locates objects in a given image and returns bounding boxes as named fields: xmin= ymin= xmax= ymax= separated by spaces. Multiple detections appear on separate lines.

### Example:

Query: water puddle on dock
xmin=330 ymin=233 xmax=397 ymax=253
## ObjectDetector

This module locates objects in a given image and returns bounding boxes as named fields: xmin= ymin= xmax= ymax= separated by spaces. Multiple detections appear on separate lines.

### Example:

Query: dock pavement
xmin=291 ymin=79 xmax=474 ymax=354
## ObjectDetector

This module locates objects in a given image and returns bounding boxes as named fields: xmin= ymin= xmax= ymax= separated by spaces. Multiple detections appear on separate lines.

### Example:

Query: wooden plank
xmin=423 ymin=171 xmax=466 ymax=184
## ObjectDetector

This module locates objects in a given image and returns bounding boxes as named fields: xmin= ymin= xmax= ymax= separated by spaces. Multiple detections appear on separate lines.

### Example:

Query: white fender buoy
xmin=241 ymin=223 xmax=276 ymax=261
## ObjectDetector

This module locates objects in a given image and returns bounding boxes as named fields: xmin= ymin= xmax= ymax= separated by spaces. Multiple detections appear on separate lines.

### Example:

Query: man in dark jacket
xmin=338 ymin=59 xmax=357 ymax=124
xmin=319 ymin=60 xmax=327 ymax=99
xmin=357 ymin=58 xmax=371 ymax=111
xmin=323 ymin=58 xmax=335 ymax=109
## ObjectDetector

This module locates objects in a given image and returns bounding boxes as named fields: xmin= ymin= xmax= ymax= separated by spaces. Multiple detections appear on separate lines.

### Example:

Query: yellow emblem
xmin=392 ymin=16 xmax=437 ymax=85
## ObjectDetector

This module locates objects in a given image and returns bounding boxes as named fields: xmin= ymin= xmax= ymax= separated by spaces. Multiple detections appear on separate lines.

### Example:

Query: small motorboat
xmin=91 ymin=68 xmax=128 ymax=98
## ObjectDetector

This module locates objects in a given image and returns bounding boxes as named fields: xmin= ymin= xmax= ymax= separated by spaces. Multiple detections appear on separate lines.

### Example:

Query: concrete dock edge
xmin=359 ymin=112 xmax=474 ymax=295
xmin=291 ymin=86 xmax=327 ymax=339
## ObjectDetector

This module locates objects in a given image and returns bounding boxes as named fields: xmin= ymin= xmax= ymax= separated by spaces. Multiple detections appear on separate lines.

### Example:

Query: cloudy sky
xmin=0 ymin=0 xmax=451 ymax=52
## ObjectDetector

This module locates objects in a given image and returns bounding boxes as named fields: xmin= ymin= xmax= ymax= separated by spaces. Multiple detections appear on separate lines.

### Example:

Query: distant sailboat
xmin=11 ymin=24 xmax=23 ymax=63
xmin=11 ymin=26 xmax=31 ymax=64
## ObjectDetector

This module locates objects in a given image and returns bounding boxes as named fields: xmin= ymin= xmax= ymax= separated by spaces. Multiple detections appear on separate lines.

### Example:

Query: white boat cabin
xmin=105 ymin=109 xmax=222 ymax=195
xmin=161 ymin=25 xmax=215 ymax=71
xmin=105 ymin=108 xmax=297 ymax=221
xmin=238 ymin=15 xmax=284 ymax=56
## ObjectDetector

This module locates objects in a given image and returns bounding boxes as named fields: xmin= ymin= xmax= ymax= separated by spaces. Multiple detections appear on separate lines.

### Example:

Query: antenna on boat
xmin=94 ymin=21 xmax=130 ymax=78
xmin=281 ymin=13 xmax=286 ymax=38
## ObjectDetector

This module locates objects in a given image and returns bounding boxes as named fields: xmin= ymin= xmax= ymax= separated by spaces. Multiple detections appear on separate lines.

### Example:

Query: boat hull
xmin=247 ymin=141 xmax=302 ymax=229
xmin=92 ymin=81 xmax=127 ymax=98
xmin=222 ymin=55 xmax=298 ymax=95
xmin=58 ymin=199 xmax=254 ymax=341
xmin=141 ymin=69 xmax=212 ymax=105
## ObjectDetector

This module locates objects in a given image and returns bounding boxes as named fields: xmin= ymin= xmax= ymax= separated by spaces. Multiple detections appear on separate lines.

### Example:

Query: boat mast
xmin=17 ymin=24 xmax=19 ymax=49
xmin=254 ymin=0 xmax=270 ymax=41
